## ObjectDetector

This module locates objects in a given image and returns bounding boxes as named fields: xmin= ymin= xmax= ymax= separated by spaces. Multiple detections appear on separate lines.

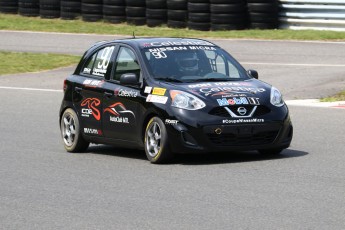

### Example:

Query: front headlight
xmin=170 ymin=90 xmax=206 ymax=110
xmin=270 ymin=87 xmax=284 ymax=107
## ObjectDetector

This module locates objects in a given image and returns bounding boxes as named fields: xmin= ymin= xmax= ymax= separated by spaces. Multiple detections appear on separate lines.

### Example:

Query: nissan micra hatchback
xmin=60 ymin=38 xmax=293 ymax=163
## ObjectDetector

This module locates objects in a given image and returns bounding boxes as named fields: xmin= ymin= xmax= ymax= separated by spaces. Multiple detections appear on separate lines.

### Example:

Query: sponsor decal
xmin=144 ymin=86 xmax=152 ymax=94
xmin=222 ymin=118 xmax=265 ymax=124
xmin=92 ymin=46 xmax=115 ymax=77
xmin=198 ymin=86 xmax=265 ymax=96
xmin=165 ymin=119 xmax=179 ymax=125
xmin=114 ymin=88 xmax=138 ymax=98
xmin=216 ymin=97 xmax=260 ymax=106
xmin=146 ymin=95 xmax=168 ymax=104
xmin=152 ymin=87 xmax=167 ymax=96
xmin=81 ymin=98 xmax=101 ymax=120
xmin=83 ymin=79 xmax=104 ymax=88
xmin=83 ymin=68 xmax=91 ymax=74
xmin=187 ymin=82 xmax=252 ymax=89
xmin=142 ymin=40 xmax=214 ymax=48
xmin=148 ymin=46 xmax=216 ymax=59
xmin=104 ymin=102 xmax=135 ymax=124
xmin=84 ymin=128 xmax=102 ymax=135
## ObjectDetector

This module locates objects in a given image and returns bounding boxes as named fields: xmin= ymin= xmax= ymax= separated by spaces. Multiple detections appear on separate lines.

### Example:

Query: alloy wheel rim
xmin=146 ymin=122 xmax=162 ymax=157
xmin=62 ymin=113 xmax=76 ymax=147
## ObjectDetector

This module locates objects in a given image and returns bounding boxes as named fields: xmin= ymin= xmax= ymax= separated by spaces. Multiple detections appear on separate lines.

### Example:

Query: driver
xmin=175 ymin=51 xmax=199 ymax=76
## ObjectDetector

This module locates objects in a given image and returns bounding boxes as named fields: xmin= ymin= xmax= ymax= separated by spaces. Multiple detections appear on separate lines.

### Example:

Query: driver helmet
xmin=175 ymin=51 xmax=199 ymax=75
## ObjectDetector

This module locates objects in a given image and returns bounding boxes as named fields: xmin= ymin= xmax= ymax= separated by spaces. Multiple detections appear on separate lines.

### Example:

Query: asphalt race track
xmin=0 ymin=31 xmax=345 ymax=229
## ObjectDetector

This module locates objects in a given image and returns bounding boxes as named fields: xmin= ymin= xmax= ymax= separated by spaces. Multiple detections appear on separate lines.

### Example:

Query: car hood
xmin=159 ymin=79 xmax=272 ymax=107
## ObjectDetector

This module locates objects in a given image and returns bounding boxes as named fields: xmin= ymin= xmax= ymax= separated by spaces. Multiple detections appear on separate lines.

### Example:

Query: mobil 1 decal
xmin=103 ymin=102 xmax=136 ymax=124
xmin=92 ymin=46 xmax=115 ymax=77
xmin=217 ymin=97 xmax=260 ymax=106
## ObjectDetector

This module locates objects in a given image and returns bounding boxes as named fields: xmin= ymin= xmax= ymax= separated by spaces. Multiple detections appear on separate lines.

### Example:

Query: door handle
xmin=104 ymin=92 xmax=113 ymax=98
xmin=75 ymin=87 xmax=82 ymax=93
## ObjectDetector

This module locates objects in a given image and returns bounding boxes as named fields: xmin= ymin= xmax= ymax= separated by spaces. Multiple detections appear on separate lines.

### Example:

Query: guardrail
xmin=279 ymin=0 xmax=345 ymax=31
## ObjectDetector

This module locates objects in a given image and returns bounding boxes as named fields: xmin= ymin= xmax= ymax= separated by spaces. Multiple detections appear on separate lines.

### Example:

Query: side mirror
xmin=120 ymin=73 xmax=140 ymax=86
xmin=247 ymin=69 xmax=258 ymax=79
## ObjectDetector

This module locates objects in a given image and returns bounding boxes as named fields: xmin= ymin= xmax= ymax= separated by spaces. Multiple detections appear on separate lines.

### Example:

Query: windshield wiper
xmin=154 ymin=77 xmax=183 ymax=83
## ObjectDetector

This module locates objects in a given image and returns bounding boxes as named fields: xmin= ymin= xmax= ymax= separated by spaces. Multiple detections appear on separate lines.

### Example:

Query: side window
xmin=81 ymin=46 xmax=115 ymax=77
xmin=113 ymin=47 xmax=140 ymax=81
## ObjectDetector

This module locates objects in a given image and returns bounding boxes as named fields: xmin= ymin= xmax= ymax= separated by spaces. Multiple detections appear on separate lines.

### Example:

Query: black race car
xmin=60 ymin=38 xmax=293 ymax=163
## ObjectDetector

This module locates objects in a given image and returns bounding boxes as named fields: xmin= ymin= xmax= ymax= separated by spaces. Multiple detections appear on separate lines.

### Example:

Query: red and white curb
xmin=286 ymin=99 xmax=345 ymax=109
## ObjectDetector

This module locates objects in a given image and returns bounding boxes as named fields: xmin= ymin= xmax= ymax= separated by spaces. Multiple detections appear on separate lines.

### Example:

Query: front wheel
xmin=144 ymin=117 xmax=173 ymax=164
xmin=60 ymin=108 xmax=89 ymax=152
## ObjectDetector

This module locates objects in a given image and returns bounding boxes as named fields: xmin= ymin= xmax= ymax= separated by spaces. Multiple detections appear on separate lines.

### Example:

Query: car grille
xmin=209 ymin=105 xmax=270 ymax=117
xmin=207 ymin=130 xmax=279 ymax=146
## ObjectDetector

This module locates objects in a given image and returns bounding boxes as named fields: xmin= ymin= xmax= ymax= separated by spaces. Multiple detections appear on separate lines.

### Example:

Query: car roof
xmin=99 ymin=37 xmax=218 ymax=48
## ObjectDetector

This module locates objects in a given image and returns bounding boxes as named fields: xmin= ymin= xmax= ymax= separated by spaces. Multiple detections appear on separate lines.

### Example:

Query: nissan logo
xmin=237 ymin=107 xmax=247 ymax=115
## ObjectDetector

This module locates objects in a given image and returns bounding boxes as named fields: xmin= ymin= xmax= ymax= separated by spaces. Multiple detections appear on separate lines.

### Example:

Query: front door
xmin=102 ymin=46 xmax=142 ymax=141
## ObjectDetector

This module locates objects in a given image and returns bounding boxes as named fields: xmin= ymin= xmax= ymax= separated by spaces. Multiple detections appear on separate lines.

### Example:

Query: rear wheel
xmin=60 ymin=108 xmax=89 ymax=152
xmin=144 ymin=117 xmax=173 ymax=163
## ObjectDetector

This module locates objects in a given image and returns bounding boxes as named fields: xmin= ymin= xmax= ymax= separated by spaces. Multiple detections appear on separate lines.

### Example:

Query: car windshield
xmin=141 ymin=45 xmax=248 ymax=83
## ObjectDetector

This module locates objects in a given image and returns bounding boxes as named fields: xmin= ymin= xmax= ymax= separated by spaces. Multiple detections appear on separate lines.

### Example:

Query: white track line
xmin=1 ymin=86 xmax=344 ymax=109
xmin=242 ymin=62 xmax=345 ymax=67
xmin=0 ymin=86 xmax=62 ymax=92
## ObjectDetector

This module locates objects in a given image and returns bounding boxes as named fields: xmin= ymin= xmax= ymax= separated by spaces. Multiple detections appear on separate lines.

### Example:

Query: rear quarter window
xmin=81 ymin=46 xmax=115 ymax=78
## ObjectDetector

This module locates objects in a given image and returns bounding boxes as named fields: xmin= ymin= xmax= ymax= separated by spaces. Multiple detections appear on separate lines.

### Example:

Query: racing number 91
xmin=97 ymin=46 xmax=115 ymax=70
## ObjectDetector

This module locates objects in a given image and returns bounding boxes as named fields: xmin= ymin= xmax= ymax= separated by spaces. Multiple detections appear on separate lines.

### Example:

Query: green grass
xmin=0 ymin=51 xmax=80 ymax=75
xmin=321 ymin=91 xmax=345 ymax=102
xmin=1 ymin=14 xmax=345 ymax=40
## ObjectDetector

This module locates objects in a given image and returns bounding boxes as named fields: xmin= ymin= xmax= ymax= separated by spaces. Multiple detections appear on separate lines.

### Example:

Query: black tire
xmin=103 ymin=0 xmax=125 ymax=5
xmin=0 ymin=0 xmax=18 ymax=7
xmin=60 ymin=108 xmax=89 ymax=153
xmin=247 ymin=0 xmax=277 ymax=3
xmin=125 ymin=0 xmax=145 ymax=7
xmin=126 ymin=6 xmax=145 ymax=17
xmin=144 ymin=117 xmax=173 ymax=164
xmin=146 ymin=0 xmax=166 ymax=9
xmin=188 ymin=12 xmax=210 ymax=23
xmin=126 ymin=16 xmax=146 ymax=25
xmin=210 ymin=3 xmax=246 ymax=14
xmin=82 ymin=13 xmax=102 ymax=22
xmin=188 ymin=2 xmax=209 ymax=13
xmin=146 ymin=8 xmax=167 ymax=20
xmin=82 ymin=0 xmax=102 ymax=4
xmin=167 ymin=19 xmax=186 ymax=28
xmin=104 ymin=15 xmax=126 ymax=23
xmin=210 ymin=0 xmax=242 ymax=3
xmin=167 ymin=0 xmax=187 ymax=10
xmin=61 ymin=11 xmax=80 ymax=20
xmin=247 ymin=3 xmax=278 ymax=13
xmin=258 ymin=148 xmax=284 ymax=155
xmin=103 ymin=5 xmax=125 ymax=16
xmin=188 ymin=21 xmax=210 ymax=31
xmin=0 ymin=6 xmax=18 ymax=13
xmin=19 ymin=7 xmax=39 ymax=16
xmin=211 ymin=13 xmax=247 ymax=24
xmin=40 ymin=9 xmax=60 ymax=18
xmin=81 ymin=3 xmax=102 ymax=14
xmin=249 ymin=14 xmax=278 ymax=24
xmin=211 ymin=23 xmax=246 ymax=30
xmin=250 ymin=22 xmax=278 ymax=29
xmin=167 ymin=9 xmax=187 ymax=21
xmin=147 ymin=18 xmax=166 ymax=27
